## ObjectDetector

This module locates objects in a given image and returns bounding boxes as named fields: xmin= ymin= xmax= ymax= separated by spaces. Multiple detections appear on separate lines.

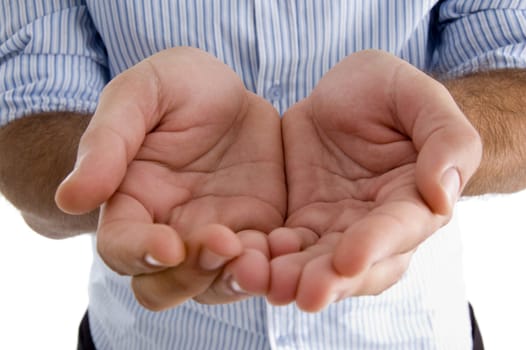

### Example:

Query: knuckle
xmin=131 ymin=277 xmax=172 ymax=312
xmin=132 ymin=289 xmax=164 ymax=312
xmin=96 ymin=233 xmax=130 ymax=276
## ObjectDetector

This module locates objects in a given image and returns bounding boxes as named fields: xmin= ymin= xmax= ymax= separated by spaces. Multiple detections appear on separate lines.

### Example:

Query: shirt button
xmin=266 ymin=84 xmax=283 ymax=100
xmin=275 ymin=334 xmax=293 ymax=347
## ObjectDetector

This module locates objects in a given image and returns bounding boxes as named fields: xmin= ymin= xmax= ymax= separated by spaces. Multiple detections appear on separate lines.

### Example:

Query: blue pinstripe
xmin=2 ymin=1 xmax=526 ymax=348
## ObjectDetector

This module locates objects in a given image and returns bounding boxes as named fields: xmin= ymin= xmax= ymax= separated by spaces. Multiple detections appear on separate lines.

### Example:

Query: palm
xmin=284 ymin=100 xmax=420 ymax=236
xmin=92 ymin=48 xmax=286 ymax=239
xmin=110 ymin=88 xmax=286 ymax=309
xmin=116 ymin=91 xmax=285 ymax=235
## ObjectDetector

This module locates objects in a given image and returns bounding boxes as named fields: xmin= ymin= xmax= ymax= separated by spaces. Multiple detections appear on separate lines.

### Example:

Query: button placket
xmin=266 ymin=83 xmax=283 ymax=100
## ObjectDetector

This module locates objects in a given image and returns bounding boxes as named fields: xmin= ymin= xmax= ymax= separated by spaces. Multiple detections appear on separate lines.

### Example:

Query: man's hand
xmin=267 ymin=50 xmax=482 ymax=312
xmin=56 ymin=47 xmax=286 ymax=310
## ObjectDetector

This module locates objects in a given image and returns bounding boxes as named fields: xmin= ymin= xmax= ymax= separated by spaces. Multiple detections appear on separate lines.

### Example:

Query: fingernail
xmin=441 ymin=167 xmax=461 ymax=207
xmin=328 ymin=292 xmax=342 ymax=305
xmin=229 ymin=279 xmax=247 ymax=295
xmin=60 ymin=171 xmax=75 ymax=185
xmin=60 ymin=154 xmax=85 ymax=186
xmin=222 ymin=273 xmax=248 ymax=295
xmin=145 ymin=254 xmax=165 ymax=267
xmin=199 ymin=249 xmax=229 ymax=271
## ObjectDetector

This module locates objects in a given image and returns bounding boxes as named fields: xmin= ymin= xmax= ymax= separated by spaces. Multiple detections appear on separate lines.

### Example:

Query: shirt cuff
xmin=433 ymin=8 xmax=526 ymax=79
xmin=0 ymin=53 xmax=108 ymax=126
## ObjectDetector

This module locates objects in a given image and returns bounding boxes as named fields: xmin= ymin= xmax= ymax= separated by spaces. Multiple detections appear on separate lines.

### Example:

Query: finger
xmin=415 ymin=124 xmax=480 ymax=215
xmin=132 ymin=224 xmax=242 ymax=311
xmin=268 ymin=227 xmax=319 ymax=257
xmin=194 ymin=247 xmax=270 ymax=305
xmin=295 ymin=251 xmax=413 ymax=312
xmin=356 ymin=251 xmax=413 ymax=296
xmin=223 ymin=248 xmax=270 ymax=295
xmin=55 ymin=61 xmax=162 ymax=215
xmin=267 ymin=233 xmax=339 ymax=306
xmin=97 ymin=193 xmax=185 ymax=276
xmin=332 ymin=199 xmax=442 ymax=277
xmin=296 ymin=253 xmax=347 ymax=312
xmin=390 ymin=57 xmax=482 ymax=215
xmin=237 ymin=229 xmax=271 ymax=259
xmin=195 ymin=230 xmax=272 ymax=304
xmin=220 ymin=230 xmax=271 ymax=295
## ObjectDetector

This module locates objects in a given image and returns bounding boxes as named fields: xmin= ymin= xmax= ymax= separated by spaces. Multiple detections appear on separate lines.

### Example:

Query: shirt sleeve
xmin=432 ymin=1 xmax=526 ymax=78
xmin=0 ymin=0 xmax=109 ymax=126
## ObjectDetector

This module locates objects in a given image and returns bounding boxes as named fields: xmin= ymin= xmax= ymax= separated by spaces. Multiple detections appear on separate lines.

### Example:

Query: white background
xmin=0 ymin=191 xmax=525 ymax=350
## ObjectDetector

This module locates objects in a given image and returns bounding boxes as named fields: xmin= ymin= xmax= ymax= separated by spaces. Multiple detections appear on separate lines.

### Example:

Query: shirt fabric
xmin=1 ymin=1 xmax=526 ymax=349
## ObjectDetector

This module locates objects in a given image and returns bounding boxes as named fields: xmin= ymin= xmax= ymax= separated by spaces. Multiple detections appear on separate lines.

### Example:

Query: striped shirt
xmin=1 ymin=1 xmax=526 ymax=349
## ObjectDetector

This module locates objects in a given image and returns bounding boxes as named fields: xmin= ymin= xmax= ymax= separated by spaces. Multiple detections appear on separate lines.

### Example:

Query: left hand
xmin=267 ymin=50 xmax=482 ymax=312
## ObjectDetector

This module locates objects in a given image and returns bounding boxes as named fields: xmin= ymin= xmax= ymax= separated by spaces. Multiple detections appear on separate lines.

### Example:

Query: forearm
xmin=444 ymin=69 xmax=526 ymax=196
xmin=0 ymin=113 xmax=98 ymax=238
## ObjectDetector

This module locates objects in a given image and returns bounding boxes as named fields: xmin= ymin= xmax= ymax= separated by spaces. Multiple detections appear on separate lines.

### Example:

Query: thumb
xmin=415 ymin=115 xmax=482 ymax=215
xmin=55 ymin=61 xmax=162 ymax=214
xmin=392 ymin=60 xmax=482 ymax=215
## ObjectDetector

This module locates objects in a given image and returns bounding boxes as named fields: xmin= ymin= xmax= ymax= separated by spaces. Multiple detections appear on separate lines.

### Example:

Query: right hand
xmin=55 ymin=47 xmax=287 ymax=310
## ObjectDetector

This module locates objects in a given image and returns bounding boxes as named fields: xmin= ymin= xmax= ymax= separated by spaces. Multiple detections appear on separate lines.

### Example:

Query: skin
xmin=0 ymin=113 xmax=98 ymax=238
xmin=55 ymin=49 xmax=481 ymax=312
xmin=55 ymin=47 xmax=287 ymax=309
xmin=267 ymin=50 xmax=481 ymax=311
xmin=1 ymin=48 xmax=525 ymax=312
xmin=444 ymin=70 xmax=526 ymax=195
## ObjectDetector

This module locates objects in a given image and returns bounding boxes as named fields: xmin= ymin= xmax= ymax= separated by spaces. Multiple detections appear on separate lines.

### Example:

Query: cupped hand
xmin=55 ymin=47 xmax=286 ymax=310
xmin=267 ymin=50 xmax=482 ymax=312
